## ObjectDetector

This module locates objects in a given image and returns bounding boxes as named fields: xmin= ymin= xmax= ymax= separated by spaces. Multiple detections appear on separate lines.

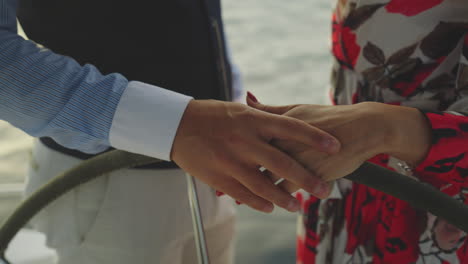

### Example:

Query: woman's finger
xmin=246 ymin=91 xmax=298 ymax=114
xmin=266 ymin=170 xmax=283 ymax=185
xmin=245 ymin=140 xmax=330 ymax=199
xmin=221 ymin=159 xmax=301 ymax=212
xmin=263 ymin=114 xmax=340 ymax=154
xmin=213 ymin=175 xmax=274 ymax=213
xmin=246 ymin=93 xmax=338 ymax=153
xmin=264 ymin=169 xmax=300 ymax=194
xmin=278 ymin=179 xmax=302 ymax=194
xmin=265 ymin=168 xmax=333 ymax=198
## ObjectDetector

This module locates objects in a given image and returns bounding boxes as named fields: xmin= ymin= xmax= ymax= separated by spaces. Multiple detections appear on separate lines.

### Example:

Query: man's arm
xmin=0 ymin=0 xmax=192 ymax=160
xmin=1 ymin=0 xmax=341 ymax=213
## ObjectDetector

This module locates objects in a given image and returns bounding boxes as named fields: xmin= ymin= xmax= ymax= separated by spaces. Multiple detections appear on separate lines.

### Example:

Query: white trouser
xmin=24 ymin=140 xmax=236 ymax=264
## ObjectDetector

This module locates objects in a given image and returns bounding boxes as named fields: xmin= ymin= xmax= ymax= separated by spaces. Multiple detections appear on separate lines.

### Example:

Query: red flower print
xmin=296 ymin=193 xmax=321 ymax=264
xmin=457 ymin=238 xmax=468 ymax=261
xmin=386 ymin=0 xmax=444 ymax=16
xmin=332 ymin=15 xmax=361 ymax=69
xmin=297 ymin=230 xmax=320 ymax=264
xmin=297 ymin=236 xmax=313 ymax=264
xmin=344 ymin=184 xmax=378 ymax=254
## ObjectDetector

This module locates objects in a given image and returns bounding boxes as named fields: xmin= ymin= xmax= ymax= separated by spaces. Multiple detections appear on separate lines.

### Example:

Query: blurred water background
xmin=0 ymin=0 xmax=332 ymax=263
xmin=223 ymin=1 xmax=332 ymax=262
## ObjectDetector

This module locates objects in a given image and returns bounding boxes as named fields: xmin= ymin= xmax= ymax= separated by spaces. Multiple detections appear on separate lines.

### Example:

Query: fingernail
xmin=236 ymin=201 xmax=242 ymax=205
xmin=313 ymin=182 xmax=330 ymax=198
xmin=322 ymin=137 xmax=340 ymax=153
xmin=263 ymin=203 xmax=274 ymax=213
xmin=287 ymin=199 xmax=300 ymax=212
xmin=247 ymin=91 xmax=258 ymax=103
xmin=216 ymin=191 xmax=224 ymax=197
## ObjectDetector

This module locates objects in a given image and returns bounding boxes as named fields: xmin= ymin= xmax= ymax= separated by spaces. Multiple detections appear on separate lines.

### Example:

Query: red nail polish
xmin=216 ymin=191 xmax=224 ymax=197
xmin=247 ymin=91 xmax=258 ymax=103
xmin=236 ymin=201 xmax=242 ymax=205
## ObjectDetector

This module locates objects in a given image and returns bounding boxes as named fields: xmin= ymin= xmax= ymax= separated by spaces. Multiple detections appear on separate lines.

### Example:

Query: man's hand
xmin=171 ymin=100 xmax=340 ymax=213
xmin=247 ymin=97 xmax=432 ymax=195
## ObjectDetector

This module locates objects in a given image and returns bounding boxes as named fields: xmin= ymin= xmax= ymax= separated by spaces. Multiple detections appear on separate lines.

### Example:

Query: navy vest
xmin=17 ymin=0 xmax=233 ymax=166
xmin=17 ymin=0 xmax=232 ymax=100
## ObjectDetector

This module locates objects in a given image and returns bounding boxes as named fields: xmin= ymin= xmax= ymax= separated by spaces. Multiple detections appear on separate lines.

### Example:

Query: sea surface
xmin=0 ymin=0 xmax=333 ymax=263
xmin=223 ymin=1 xmax=333 ymax=262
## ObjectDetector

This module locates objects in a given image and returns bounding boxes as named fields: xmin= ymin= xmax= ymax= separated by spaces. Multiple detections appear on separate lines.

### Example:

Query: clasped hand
xmin=247 ymin=96 xmax=432 ymax=195
xmin=171 ymin=100 xmax=340 ymax=213
xmin=247 ymin=99 xmax=390 ymax=194
xmin=171 ymin=96 xmax=431 ymax=213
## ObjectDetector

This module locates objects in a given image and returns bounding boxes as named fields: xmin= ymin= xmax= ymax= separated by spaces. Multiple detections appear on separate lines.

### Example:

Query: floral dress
xmin=297 ymin=1 xmax=468 ymax=263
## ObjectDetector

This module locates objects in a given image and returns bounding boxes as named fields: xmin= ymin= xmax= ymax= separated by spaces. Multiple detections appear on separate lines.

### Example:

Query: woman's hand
xmin=247 ymin=94 xmax=432 ymax=195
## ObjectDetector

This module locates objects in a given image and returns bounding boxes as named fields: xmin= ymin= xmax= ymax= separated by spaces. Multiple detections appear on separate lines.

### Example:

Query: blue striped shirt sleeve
xmin=0 ymin=0 xmax=128 ymax=153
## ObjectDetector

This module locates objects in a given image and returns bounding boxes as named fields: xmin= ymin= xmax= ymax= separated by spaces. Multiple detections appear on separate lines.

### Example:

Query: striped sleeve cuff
xmin=109 ymin=81 xmax=193 ymax=161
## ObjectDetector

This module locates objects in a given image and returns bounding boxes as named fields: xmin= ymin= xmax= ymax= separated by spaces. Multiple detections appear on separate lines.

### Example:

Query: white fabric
xmin=24 ymin=140 xmax=236 ymax=264
xmin=109 ymin=81 xmax=193 ymax=161
xmin=5 ymin=229 xmax=58 ymax=264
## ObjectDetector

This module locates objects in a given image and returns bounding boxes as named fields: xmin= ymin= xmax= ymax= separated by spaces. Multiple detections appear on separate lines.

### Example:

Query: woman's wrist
xmin=373 ymin=103 xmax=432 ymax=166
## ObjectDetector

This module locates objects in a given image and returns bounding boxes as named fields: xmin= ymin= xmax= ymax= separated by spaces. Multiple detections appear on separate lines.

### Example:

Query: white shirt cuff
xmin=109 ymin=81 xmax=192 ymax=161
